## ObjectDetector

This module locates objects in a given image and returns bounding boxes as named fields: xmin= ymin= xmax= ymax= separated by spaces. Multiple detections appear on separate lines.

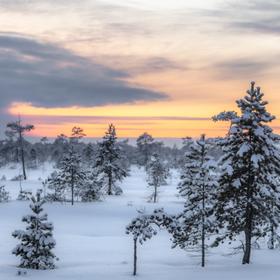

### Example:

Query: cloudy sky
xmin=1 ymin=0 xmax=280 ymax=138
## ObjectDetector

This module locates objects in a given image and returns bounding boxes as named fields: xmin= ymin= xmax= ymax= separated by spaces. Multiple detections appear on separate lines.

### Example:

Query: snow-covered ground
xmin=0 ymin=165 xmax=279 ymax=279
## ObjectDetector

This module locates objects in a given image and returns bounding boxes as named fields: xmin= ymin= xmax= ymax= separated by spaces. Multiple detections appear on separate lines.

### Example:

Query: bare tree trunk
xmin=202 ymin=184 xmax=205 ymax=267
xmin=71 ymin=168 xmax=74 ymax=205
xmin=201 ymin=136 xmax=206 ymax=267
xmin=133 ymin=238 xmax=137 ymax=276
xmin=71 ymin=183 xmax=74 ymax=205
xmin=242 ymin=205 xmax=252 ymax=264
xmin=19 ymin=131 xmax=27 ymax=180
xmin=242 ymin=131 xmax=253 ymax=265
xmin=144 ymin=148 xmax=148 ymax=170
xmin=108 ymin=169 xmax=113 ymax=195
xmin=153 ymin=185 xmax=157 ymax=203
xmin=242 ymin=228 xmax=252 ymax=264
xmin=269 ymin=223 xmax=275 ymax=250
xmin=269 ymin=201 xmax=275 ymax=249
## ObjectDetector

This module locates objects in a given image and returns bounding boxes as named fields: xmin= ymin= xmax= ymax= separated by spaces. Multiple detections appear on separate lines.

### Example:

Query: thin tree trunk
xmin=242 ymin=204 xmax=252 ymax=264
xmin=153 ymin=185 xmax=157 ymax=203
xmin=242 ymin=131 xmax=253 ymax=265
xmin=71 ymin=183 xmax=74 ymax=205
xmin=71 ymin=168 xmax=74 ymax=205
xmin=133 ymin=238 xmax=137 ymax=276
xmin=19 ymin=131 xmax=27 ymax=180
xmin=144 ymin=148 xmax=148 ymax=170
xmin=201 ymin=135 xmax=206 ymax=267
xmin=202 ymin=185 xmax=205 ymax=267
xmin=108 ymin=169 xmax=112 ymax=195
xmin=269 ymin=201 xmax=275 ymax=249
xmin=270 ymin=223 xmax=275 ymax=250
xmin=242 ymin=226 xmax=252 ymax=264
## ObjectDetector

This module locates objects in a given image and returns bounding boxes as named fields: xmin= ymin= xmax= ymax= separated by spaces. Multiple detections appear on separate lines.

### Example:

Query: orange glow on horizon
xmin=8 ymin=102 xmax=280 ymax=138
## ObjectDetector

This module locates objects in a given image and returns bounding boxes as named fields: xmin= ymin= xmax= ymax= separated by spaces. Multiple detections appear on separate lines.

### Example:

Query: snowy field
xmin=0 ymin=165 xmax=279 ymax=280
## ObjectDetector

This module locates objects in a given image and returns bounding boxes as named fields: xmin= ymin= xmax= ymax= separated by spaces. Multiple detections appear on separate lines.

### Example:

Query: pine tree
xmin=12 ymin=190 xmax=57 ymax=269
xmin=177 ymin=134 xmax=217 ymax=267
xmin=6 ymin=118 xmax=34 ymax=180
xmin=53 ymin=146 xmax=86 ymax=205
xmin=94 ymin=124 xmax=128 ymax=195
xmin=70 ymin=126 xmax=86 ymax=144
xmin=146 ymin=153 xmax=168 ymax=203
xmin=126 ymin=208 xmax=176 ymax=276
xmin=213 ymin=82 xmax=280 ymax=264
xmin=126 ymin=213 xmax=158 ymax=276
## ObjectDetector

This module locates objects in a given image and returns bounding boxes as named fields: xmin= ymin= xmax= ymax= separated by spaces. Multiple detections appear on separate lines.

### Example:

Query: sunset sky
xmin=1 ymin=0 xmax=280 ymax=138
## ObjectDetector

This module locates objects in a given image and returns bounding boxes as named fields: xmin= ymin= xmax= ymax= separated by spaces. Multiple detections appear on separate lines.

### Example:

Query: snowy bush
xmin=44 ymin=172 xmax=66 ymax=202
xmin=80 ymin=171 xmax=103 ymax=202
xmin=11 ymin=175 xmax=24 ymax=181
xmin=114 ymin=186 xmax=123 ymax=196
xmin=0 ymin=185 xmax=9 ymax=202
xmin=17 ymin=190 xmax=32 ymax=201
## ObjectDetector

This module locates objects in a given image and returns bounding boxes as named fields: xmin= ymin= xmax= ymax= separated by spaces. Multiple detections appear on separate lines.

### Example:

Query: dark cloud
xmin=132 ymin=56 xmax=187 ymax=74
xmin=224 ymin=0 xmax=280 ymax=35
xmin=0 ymin=34 xmax=167 ymax=111
xmin=94 ymin=55 xmax=187 ymax=75
xmin=230 ymin=19 xmax=280 ymax=35
xmin=198 ymin=0 xmax=280 ymax=35
xmin=212 ymin=59 xmax=272 ymax=80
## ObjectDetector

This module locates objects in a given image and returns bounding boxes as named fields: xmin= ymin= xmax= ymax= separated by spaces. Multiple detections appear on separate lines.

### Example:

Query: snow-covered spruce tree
xmin=12 ymin=190 xmax=57 ymax=269
xmin=177 ymin=134 xmax=217 ymax=267
xmin=0 ymin=185 xmax=10 ymax=202
xmin=213 ymin=82 xmax=280 ymax=264
xmin=146 ymin=153 xmax=169 ymax=203
xmin=55 ymin=146 xmax=86 ymax=205
xmin=94 ymin=124 xmax=128 ymax=195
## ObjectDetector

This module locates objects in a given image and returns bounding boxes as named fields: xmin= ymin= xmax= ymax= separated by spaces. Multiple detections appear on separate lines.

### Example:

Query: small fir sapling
xmin=12 ymin=190 xmax=57 ymax=269
xmin=146 ymin=153 xmax=169 ymax=203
